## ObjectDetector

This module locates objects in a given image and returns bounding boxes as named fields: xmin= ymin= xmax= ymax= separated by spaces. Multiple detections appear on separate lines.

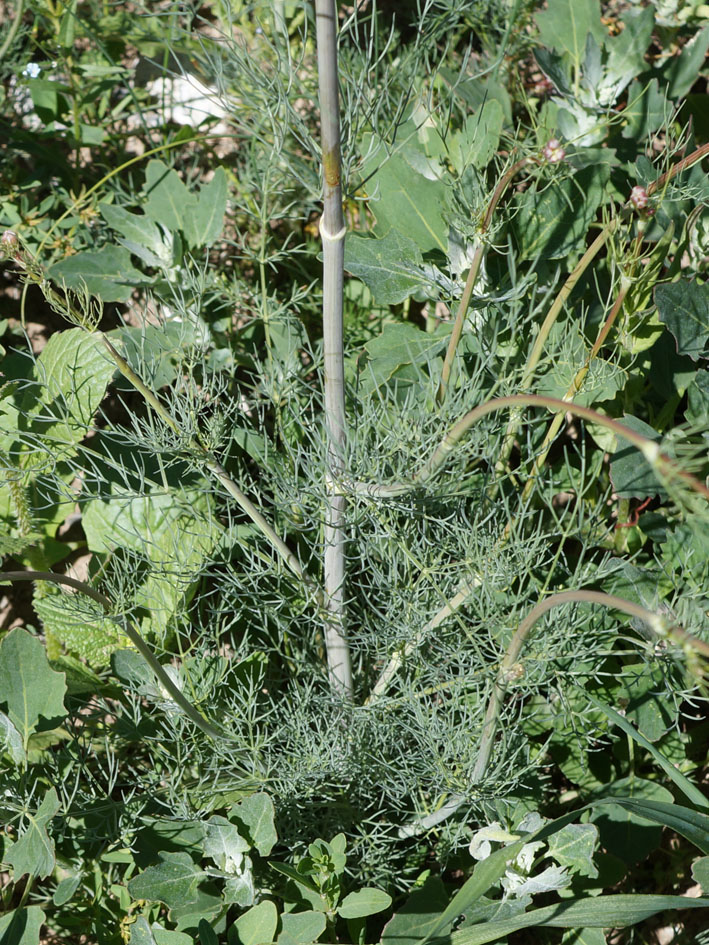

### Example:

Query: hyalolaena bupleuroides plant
xmin=1 ymin=0 xmax=709 ymax=896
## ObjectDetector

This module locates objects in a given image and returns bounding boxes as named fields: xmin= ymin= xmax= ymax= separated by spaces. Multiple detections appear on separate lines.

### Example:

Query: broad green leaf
xmin=50 ymin=246 xmax=145 ymax=303
xmin=381 ymin=876 xmax=449 ymax=945
xmin=663 ymin=26 xmax=709 ymax=99
xmin=561 ymin=931 xmax=606 ymax=945
xmin=605 ymin=7 xmax=654 ymax=92
xmin=360 ymin=144 xmax=449 ymax=254
xmin=535 ymin=0 xmax=604 ymax=70
xmin=229 ymin=793 xmax=277 ymax=855
xmin=590 ymin=779 xmax=674 ymax=865
xmin=53 ymin=873 xmax=81 ymax=906
xmin=34 ymin=590 xmax=129 ymax=665
xmin=609 ymin=415 xmax=665 ymax=499
xmin=127 ymin=852 xmax=204 ymax=909
xmin=184 ymin=167 xmax=228 ymax=248
xmin=6 ymin=788 xmax=61 ymax=880
xmin=448 ymin=895 xmax=709 ymax=944
xmin=362 ymin=323 xmax=446 ymax=390
xmin=83 ymin=485 xmax=222 ymax=638
xmin=448 ymin=100 xmax=504 ymax=174
xmin=0 ymin=711 xmax=24 ymax=763
xmin=621 ymin=78 xmax=668 ymax=141
xmin=594 ymin=798 xmax=709 ymax=855
xmin=129 ymin=918 xmax=158 ymax=945
xmin=171 ymin=884 xmax=223 ymax=932
xmin=547 ymin=824 xmax=599 ymax=879
xmin=514 ymin=166 xmax=609 ymax=260
xmin=536 ymin=327 xmax=626 ymax=407
xmin=28 ymin=328 xmax=116 ymax=449
xmin=692 ymin=856 xmax=709 ymax=892
xmin=223 ymin=871 xmax=256 ymax=907
xmin=617 ymin=662 xmax=673 ymax=742
xmin=0 ymin=628 xmax=67 ymax=744
xmin=583 ymin=692 xmax=709 ymax=810
xmin=0 ymin=906 xmax=45 ymax=945
xmin=279 ymin=911 xmax=327 ymax=944
xmin=199 ymin=919 xmax=219 ymax=945
xmin=152 ymin=927 xmax=194 ymax=945
xmin=344 ymin=232 xmax=428 ymax=305
xmin=143 ymin=160 xmax=198 ymax=234
xmin=686 ymin=368 xmax=709 ymax=424
xmin=655 ymin=279 xmax=709 ymax=361
xmin=235 ymin=900 xmax=278 ymax=945
xmin=339 ymin=888 xmax=392 ymax=919
xmin=203 ymin=815 xmax=250 ymax=871
xmin=100 ymin=203 xmax=165 ymax=256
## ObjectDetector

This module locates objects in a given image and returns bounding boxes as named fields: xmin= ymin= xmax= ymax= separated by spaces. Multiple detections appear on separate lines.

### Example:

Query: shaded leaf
xmin=143 ymin=160 xmax=197 ymax=234
xmin=279 ymin=911 xmax=327 ymax=944
xmin=0 ymin=628 xmax=67 ymax=743
xmin=230 ymin=793 xmax=277 ymax=856
xmin=184 ymin=167 xmax=228 ymax=248
xmin=547 ymin=824 xmax=599 ymax=879
xmin=127 ymin=852 xmax=204 ymax=909
xmin=655 ymin=279 xmax=709 ymax=360
xmin=609 ymin=415 xmax=665 ymax=500
xmin=50 ymin=246 xmax=145 ymax=303
xmin=344 ymin=232 xmax=428 ymax=305
xmin=0 ymin=906 xmax=45 ymax=945
xmin=203 ymin=815 xmax=250 ymax=872
xmin=0 ymin=711 xmax=24 ymax=764
xmin=535 ymin=0 xmax=604 ymax=69
xmin=6 ymin=788 xmax=61 ymax=880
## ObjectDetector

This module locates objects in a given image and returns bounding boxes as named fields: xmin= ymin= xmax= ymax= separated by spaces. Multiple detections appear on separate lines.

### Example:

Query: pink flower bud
xmin=630 ymin=185 xmax=648 ymax=210
xmin=543 ymin=138 xmax=565 ymax=163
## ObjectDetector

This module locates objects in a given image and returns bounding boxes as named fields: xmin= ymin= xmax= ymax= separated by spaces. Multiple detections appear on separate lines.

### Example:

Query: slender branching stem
xmin=316 ymin=0 xmax=353 ymax=698
xmin=366 ymin=392 xmax=709 ymax=701
xmin=0 ymin=570 xmax=240 ymax=743
xmin=400 ymin=591 xmax=708 ymax=836
xmin=491 ymin=140 xmax=709 ymax=485
xmin=437 ymin=157 xmax=530 ymax=403
xmin=503 ymin=276 xmax=632 ymax=530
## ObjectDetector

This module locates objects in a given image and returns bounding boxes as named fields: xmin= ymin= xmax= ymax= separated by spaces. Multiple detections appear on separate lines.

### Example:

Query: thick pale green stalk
xmin=316 ymin=0 xmax=353 ymax=698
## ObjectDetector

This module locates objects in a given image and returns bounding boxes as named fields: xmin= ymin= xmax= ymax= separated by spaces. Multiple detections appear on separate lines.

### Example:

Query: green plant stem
xmin=100 ymin=334 xmax=315 ymax=595
xmin=366 ymin=393 xmax=709 ymax=702
xmin=437 ymin=157 xmax=530 ymax=403
xmin=0 ymin=0 xmax=25 ymax=61
xmin=400 ymin=590 xmax=708 ymax=836
xmin=0 ymin=571 xmax=239 ymax=744
xmin=504 ymin=276 xmax=632 ymax=530
xmin=316 ymin=0 xmax=353 ymax=698
xmin=491 ymin=139 xmax=709 ymax=486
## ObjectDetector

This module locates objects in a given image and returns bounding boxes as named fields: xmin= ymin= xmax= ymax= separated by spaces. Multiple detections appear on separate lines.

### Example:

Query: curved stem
xmin=400 ymin=590 xmax=708 ymax=836
xmin=416 ymin=394 xmax=709 ymax=501
xmin=0 ymin=571 xmax=239 ymax=743
xmin=437 ymin=157 xmax=530 ymax=404
xmin=0 ymin=0 xmax=25 ymax=62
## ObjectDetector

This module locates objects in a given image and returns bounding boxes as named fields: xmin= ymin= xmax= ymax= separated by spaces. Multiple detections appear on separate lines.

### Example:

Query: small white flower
xmin=22 ymin=63 xmax=41 ymax=79
xmin=630 ymin=185 xmax=649 ymax=210
xmin=543 ymin=138 xmax=566 ymax=163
